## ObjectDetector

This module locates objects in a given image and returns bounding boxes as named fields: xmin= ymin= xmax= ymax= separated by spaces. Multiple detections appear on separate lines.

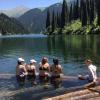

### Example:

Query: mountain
xmin=18 ymin=0 xmax=75 ymax=33
xmin=18 ymin=8 xmax=43 ymax=33
xmin=18 ymin=3 xmax=62 ymax=33
xmin=0 ymin=6 xmax=30 ymax=18
xmin=0 ymin=13 xmax=28 ymax=35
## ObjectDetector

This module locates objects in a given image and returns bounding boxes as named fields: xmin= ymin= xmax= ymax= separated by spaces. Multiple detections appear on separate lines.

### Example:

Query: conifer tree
xmin=80 ymin=0 xmax=87 ymax=26
xmin=57 ymin=12 xmax=60 ymax=27
xmin=76 ymin=0 xmax=79 ymax=19
xmin=69 ymin=4 xmax=73 ymax=23
xmin=89 ymin=0 xmax=95 ymax=24
xmin=61 ymin=0 xmax=67 ymax=28
xmin=46 ymin=9 xmax=50 ymax=30
xmin=58 ymin=13 xmax=61 ymax=28
xmin=65 ymin=0 xmax=69 ymax=24
xmin=95 ymin=0 xmax=100 ymax=25
xmin=86 ymin=0 xmax=90 ymax=23
xmin=51 ymin=10 xmax=55 ymax=32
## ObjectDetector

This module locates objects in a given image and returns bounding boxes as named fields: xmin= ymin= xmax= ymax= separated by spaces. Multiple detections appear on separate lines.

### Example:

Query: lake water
xmin=0 ymin=34 xmax=100 ymax=99
xmin=0 ymin=34 xmax=100 ymax=75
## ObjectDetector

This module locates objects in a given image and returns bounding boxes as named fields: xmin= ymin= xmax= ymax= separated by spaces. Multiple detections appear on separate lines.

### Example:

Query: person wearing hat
xmin=39 ymin=57 xmax=50 ymax=85
xmin=26 ymin=59 xmax=37 ymax=85
xmin=16 ymin=58 xmax=27 ymax=86
xmin=78 ymin=59 xmax=97 ymax=87
xmin=50 ymin=58 xmax=63 ymax=88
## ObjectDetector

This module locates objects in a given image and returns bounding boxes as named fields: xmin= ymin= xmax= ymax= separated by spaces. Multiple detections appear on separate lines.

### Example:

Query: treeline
xmin=45 ymin=0 xmax=100 ymax=35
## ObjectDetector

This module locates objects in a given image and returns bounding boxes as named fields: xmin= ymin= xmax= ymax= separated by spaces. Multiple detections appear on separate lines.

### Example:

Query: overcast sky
xmin=0 ymin=0 xmax=63 ymax=10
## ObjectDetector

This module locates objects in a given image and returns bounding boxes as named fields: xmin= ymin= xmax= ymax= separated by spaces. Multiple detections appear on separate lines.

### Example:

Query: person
xmin=26 ymin=59 xmax=37 ymax=85
xmin=78 ymin=59 xmax=97 ymax=87
xmin=16 ymin=58 xmax=27 ymax=86
xmin=50 ymin=58 xmax=63 ymax=88
xmin=39 ymin=57 xmax=50 ymax=85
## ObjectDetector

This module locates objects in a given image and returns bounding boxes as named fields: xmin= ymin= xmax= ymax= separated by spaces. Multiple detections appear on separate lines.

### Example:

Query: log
xmin=44 ymin=86 xmax=100 ymax=100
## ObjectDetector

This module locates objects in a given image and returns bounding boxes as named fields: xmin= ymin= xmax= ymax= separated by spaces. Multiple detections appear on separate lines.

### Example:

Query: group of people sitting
xmin=16 ymin=57 xmax=63 ymax=87
xmin=16 ymin=57 xmax=98 ymax=88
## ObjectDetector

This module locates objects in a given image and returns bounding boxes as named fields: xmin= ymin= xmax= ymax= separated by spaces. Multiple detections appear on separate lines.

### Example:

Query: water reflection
xmin=0 ymin=35 xmax=100 ymax=75
xmin=47 ymin=35 xmax=100 ymax=64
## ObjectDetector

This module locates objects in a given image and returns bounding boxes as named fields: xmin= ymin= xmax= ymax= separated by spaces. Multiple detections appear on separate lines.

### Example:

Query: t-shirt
xmin=88 ymin=64 xmax=97 ymax=82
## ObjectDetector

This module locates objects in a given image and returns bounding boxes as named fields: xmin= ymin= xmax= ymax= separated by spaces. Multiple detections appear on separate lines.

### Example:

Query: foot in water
xmin=33 ymin=81 xmax=37 ymax=85
xmin=43 ymin=82 xmax=49 ymax=89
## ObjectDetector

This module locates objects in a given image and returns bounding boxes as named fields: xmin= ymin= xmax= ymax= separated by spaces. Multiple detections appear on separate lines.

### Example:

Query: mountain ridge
xmin=18 ymin=3 xmax=62 ymax=33
xmin=0 ymin=6 xmax=30 ymax=18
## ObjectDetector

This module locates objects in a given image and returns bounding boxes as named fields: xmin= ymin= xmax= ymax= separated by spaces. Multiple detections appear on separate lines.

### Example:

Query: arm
xmin=16 ymin=65 xmax=19 ymax=75
xmin=23 ymin=66 xmax=28 ymax=75
xmin=89 ymin=66 xmax=97 ymax=82
xmin=59 ymin=65 xmax=63 ymax=74
xmin=48 ymin=64 xmax=50 ymax=72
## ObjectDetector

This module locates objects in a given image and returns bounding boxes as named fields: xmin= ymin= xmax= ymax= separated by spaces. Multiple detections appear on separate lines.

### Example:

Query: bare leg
xmin=78 ymin=75 xmax=88 ymax=80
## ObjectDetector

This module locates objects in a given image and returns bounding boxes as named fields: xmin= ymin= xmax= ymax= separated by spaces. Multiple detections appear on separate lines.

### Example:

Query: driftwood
xmin=44 ymin=86 xmax=100 ymax=100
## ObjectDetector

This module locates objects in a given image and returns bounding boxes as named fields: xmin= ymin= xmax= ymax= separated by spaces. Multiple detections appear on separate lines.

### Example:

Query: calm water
xmin=0 ymin=34 xmax=100 ymax=75
xmin=0 ymin=34 xmax=100 ymax=99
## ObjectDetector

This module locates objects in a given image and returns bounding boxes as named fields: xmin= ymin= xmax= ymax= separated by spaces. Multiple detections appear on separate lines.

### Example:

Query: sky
xmin=0 ymin=0 xmax=62 ymax=10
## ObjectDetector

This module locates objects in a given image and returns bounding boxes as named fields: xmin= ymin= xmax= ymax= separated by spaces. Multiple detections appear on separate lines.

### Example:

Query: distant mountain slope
xmin=0 ymin=13 xmax=28 ymax=35
xmin=0 ymin=6 xmax=30 ymax=18
xmin=18 ymin=3 xmax=62 ymax=33
xmin=18 ymin=8 xmax=43 ymax=33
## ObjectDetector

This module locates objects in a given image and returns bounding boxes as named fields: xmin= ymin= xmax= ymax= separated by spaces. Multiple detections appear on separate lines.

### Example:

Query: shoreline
xmin=45 ymin=85 xmax=100 ymax=100
xmin=45 ymin=20 xmax=100 ymax=35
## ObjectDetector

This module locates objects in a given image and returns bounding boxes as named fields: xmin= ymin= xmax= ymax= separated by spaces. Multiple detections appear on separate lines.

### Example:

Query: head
xmin=53 ymin=58 xmax=59 ymax=65
xmin=30 ymin=59 xmax=37 ymax=65
xmin=85 ymin=59 xmax=92 ymax=66
xmin=17 ymin=58 xmax=25 ymax=65
xmin=41 ymin=57 xmax=48 ymax=65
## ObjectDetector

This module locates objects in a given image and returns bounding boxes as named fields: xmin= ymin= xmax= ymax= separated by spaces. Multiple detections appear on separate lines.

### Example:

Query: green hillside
xmin=0 ymin=13 xmax=28 ymax=35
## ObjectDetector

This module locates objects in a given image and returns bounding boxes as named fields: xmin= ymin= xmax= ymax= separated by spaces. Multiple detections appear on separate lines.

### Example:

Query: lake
xmin=0 ymin=34 xmax=100 ymax=99
xmin=0 ymin=34 xmax=100 ymax=75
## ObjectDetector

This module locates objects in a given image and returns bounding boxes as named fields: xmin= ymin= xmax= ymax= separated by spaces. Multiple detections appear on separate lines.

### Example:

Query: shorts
xmin=27 ymin=74 xmax=36 ymax=81
xmin=16 ymin=75 xmax=26 ymax=84
xmin=39 ymin=75 xmax=49 ymax=83
xmin=51 ymin=75 xmax=61 ymax=84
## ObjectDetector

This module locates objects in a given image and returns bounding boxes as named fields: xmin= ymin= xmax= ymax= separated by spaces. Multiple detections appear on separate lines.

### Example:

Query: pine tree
xmin=69 ymin=4 xmax=73 ymax=23
xmin=76 ymin=0 xmax=79 ymax=19
xmin=46 ymin=9 xmax=50 ymax=30
xmin=73 ymin=1 xmax=76 ymax=20
xmin=86 ymin=0 xmax=90 ymax=24
xmin=65 ymin=1 xmax=69 ymax=24
xmin=51 ymin=10 xmax=55 ymax=32
xmin=56 ymin=12 xmax=59 ymax=28
xmin=61 ymin=0 xmax=67 ymax=28
xmin=73 ymin=0 xmax=79 ymax=20
xmin=89 ymin=0 xmax=95 ymax=24
xmin=95 ymin=0 xmax=100 ymax=25
xmin=58 ymin=13 xmax=61 ymax=28
xmin=80 ymin=0 xmax=87 ymax=26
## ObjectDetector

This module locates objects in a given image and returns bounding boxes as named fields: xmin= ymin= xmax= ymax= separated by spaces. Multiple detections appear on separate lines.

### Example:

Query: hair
xmin=85 ymin=59 xmax=92 ymax=64
xmin=42 ymin=57 xmax=48 ymax=65
xmin=17 ymin=61 xmax=22 ymax=65
xmin=53 ymin=58 xmax=59 ymax=65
